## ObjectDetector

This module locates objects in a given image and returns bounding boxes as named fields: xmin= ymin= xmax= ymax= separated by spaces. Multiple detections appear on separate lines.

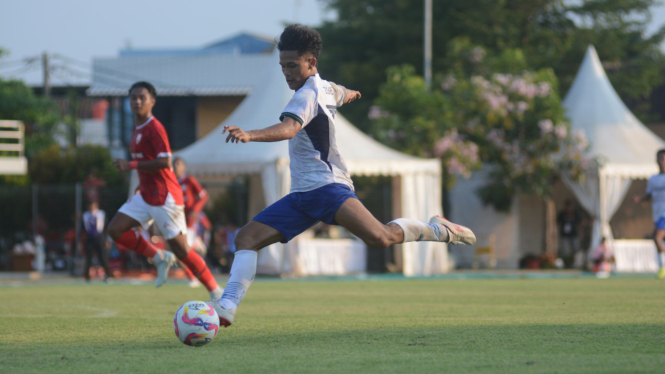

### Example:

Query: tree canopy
xmin=317 ymin=0 xmax=665 ymax=131
xmin=371 ymin=42 xmax=591 ymax=210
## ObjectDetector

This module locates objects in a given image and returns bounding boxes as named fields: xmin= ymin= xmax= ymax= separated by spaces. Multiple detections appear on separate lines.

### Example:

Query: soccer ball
xmin=173 ymin=301 xmax=219 ymax=347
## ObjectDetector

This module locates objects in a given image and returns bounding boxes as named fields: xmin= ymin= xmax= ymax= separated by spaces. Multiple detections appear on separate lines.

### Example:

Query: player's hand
xmin=344 ymin=89 xmax=361 ymax=104
xmin=223 ymin=126 xmax=251 ymax=143
xmin=113 ymin=158 xmax=130 ymax=172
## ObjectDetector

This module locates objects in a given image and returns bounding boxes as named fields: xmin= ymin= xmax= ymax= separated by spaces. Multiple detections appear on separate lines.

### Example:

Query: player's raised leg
xmin=107 ymin=211 xmax=175 ymax=287
xmin=166 ymin=233 xmax=223 ymax=300
xmin=333 ymin=198 xmax=476 ymax=248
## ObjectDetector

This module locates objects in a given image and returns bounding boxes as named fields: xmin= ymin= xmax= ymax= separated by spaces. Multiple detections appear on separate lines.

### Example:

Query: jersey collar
xmin=135 ymin=116 xmax=153 ymax=130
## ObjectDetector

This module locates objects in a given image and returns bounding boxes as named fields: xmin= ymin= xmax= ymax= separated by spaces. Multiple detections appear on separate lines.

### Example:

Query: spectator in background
xmin=83 ymin=201 xmax=111 ymax=282
xmin=174 ymin=157 xmax=209 ymax=288
xmin=592 ymin=237 xmax=615 ymax=278
xmin=557 ymin=199 xmax=581 ymax=266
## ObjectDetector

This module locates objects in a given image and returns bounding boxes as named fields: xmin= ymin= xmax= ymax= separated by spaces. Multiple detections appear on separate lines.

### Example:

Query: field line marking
xmin=56 ymin=305 xmax=119 ymax=318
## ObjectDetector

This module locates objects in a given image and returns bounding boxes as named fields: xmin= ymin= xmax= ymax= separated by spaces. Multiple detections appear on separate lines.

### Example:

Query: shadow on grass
xmin=2 ymin=323 xmax=664 ymax=374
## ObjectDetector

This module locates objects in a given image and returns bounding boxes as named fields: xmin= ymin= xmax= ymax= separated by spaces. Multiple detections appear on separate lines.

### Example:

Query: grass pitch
xmin=0 ymin=277 xmax=664 ymax=373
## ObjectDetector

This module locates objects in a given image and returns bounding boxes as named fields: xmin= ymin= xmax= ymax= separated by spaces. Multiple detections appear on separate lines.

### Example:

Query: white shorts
xmin=187 ymin=227 xmax=198 ymax=248
xmin=118 ymin=192 xmax=187 ymax=240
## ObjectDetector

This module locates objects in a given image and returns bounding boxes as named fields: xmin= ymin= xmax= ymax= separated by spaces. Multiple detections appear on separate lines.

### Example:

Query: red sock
xmin=183 ymin=266 xmax=196 ymax=281
xmin=180 ymin=250 xmax=218 ymax=292
xmin=115 ymin=230 xmax=158 ymax=258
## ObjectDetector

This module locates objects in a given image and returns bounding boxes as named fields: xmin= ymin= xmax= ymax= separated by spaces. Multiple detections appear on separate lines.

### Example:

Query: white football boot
xmin=429 ymin=216 xmax=476 ymax=245
xmin=188 ymin=278 xmax=202 ymax=288
xmin=209 ymin=299 xmax=235 ymax=328
xmin=154 ymin=250 xmax=176 ymax=288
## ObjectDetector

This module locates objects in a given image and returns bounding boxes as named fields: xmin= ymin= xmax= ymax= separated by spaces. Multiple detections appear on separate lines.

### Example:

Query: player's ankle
xmin=219 ymin=299 xmax=237 ymax=310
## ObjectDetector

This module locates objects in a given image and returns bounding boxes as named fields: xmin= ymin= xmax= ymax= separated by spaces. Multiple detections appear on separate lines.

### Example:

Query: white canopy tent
xmin=177 ymin=52 xmax=445 ymax=276
xmin=561 ymin=45 xmax=665 ymax=251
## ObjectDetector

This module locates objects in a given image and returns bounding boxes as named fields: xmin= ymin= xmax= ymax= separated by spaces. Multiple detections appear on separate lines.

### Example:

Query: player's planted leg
xmin=214 ymin=250 xmax=258 ymax=327
xmin=210 ymin=221 xmax=284 ymax=327
xmin=167 ymin=234 xmax=223 ymax=300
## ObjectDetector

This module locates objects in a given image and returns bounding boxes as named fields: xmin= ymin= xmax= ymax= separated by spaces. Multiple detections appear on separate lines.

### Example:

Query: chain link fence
xmin=0 ymin=184 xmax=127 ymax=274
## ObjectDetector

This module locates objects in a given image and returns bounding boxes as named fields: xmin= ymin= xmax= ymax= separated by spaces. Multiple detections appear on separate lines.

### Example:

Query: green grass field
xmin=1 ymin=277 xmax=664 ymax=373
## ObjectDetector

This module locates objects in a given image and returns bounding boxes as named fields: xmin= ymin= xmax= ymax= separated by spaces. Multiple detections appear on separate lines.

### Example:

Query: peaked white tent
xmin=177 ymin=52 xmax=445 ymax=276
xmin=561 ymin=45 xmax=665 ymax=250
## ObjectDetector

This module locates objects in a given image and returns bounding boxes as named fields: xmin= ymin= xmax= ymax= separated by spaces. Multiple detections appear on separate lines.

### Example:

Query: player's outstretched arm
xmin=340 ymin=86 xmax=361 ymax=104
xmin=113 ymin=157 xmax=171 ymax=172
xmin=330 ymin=82 xmax=361 ymax=105
xmin=223 ymin=117 xmax=302 ymax=143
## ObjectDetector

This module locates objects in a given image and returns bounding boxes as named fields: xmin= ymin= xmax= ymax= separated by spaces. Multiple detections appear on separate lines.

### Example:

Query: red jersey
xmin=179 ymin=175 xmax=208 ymax=227
xmin=129 ymin=117 xmax=184 ymax=206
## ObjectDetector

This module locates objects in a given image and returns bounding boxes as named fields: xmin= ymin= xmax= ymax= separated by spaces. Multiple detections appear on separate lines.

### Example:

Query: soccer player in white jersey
xmin=634 ymin=149 xmax=665 ymax=279
xmin=211 ymin=24 xmax=476 ymax=327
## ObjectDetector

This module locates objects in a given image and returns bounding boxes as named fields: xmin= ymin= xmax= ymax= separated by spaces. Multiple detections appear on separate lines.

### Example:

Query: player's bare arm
xmin=334 ymin=84 xmax=361 ymax=104
xmin=113 ymin=156 xmax=171 ymax=172
xmin=223 ymin=117 xmax=302 ymax=143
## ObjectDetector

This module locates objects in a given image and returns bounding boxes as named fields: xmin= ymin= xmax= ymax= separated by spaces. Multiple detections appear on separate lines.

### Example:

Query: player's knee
xmin=234 ymin=232 xmax=256 ymax=250
xmin=107 ymin=224 xmax=123 ymax=241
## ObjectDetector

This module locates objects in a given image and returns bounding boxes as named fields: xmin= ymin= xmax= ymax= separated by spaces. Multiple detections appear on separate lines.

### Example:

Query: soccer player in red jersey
xmin=174 ymin=157 xmax=209 ymax=288
xmin=108 ymin=81 xmax=223 ymax=302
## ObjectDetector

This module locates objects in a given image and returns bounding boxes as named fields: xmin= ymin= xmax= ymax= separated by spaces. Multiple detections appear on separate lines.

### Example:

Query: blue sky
xmin=1 ymin=0 xmax=664 ymax=86
xmin=0 ymin=0 xmax=335 ymax=85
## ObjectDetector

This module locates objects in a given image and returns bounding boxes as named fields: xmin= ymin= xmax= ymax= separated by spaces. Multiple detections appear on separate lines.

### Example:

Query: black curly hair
xmin=277 ymin=24 xmax=323 ymax=60
xmin=129 ymin=81 xmax=157 ymax=98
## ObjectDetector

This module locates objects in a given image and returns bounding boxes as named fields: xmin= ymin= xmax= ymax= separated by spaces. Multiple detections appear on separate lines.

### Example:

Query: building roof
xmin=88 ymin=32 xmax=277 ymax=97
xmin=562 ymin=45 xmax=665 ymax=177
xmin=87 ymin=53 xmax=276 ymax=97
xmin=118 ymin=32 xmax=275 ymax=58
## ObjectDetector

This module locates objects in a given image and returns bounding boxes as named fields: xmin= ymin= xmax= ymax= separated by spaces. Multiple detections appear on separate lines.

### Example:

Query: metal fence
xmin=0 ymin=184 xmax=127 ymax=273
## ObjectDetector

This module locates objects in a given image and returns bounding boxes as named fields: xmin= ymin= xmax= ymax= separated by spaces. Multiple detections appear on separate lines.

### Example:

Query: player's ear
xmin=309 ymin=56 xmax=317 ymax=70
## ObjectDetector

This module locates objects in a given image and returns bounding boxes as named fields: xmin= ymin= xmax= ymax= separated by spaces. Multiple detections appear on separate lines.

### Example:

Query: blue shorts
xmin=656 ymin=216 xmax=665 ymax=230
xmin=253 ymin=183 xmax=357 ymax=243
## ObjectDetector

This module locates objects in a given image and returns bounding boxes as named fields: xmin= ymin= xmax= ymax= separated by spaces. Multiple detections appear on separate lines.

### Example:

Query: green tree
xmin=372 ymin=42 xmax=592 ymax=211
xmin=0 ymin=77 xmax=60 ymax=158
xmin=318 ymin=0 xmax=665 ymax=130
xmin=28 ymin=144 xmax=125 ymax=186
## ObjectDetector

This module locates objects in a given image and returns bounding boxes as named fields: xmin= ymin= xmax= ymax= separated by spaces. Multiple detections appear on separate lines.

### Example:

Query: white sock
xmin=209 ymin=286 xmax=223 ymax=300
xmin=219 ymin=250 xmax=257 ymax=310
xmin=389 ymin=218 xmax=449 ymax=243
xmin=659 ymin=252 xmax=665 ymax=269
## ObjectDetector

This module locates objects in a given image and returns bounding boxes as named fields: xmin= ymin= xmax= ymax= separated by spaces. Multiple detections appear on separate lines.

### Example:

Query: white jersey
xmin=647 ymin=173 xmax=665 ymax=222
xmin=280 ymin=74 xmax=354 ymax=193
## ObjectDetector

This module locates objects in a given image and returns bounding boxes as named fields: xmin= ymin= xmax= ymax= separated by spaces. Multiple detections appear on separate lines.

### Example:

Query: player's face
xmin=279 ymin=51 xmax=317 ymax=90
xmin=174 ymin=160 xmax=185 ymax=178
xmin=658 ymin=153 xmax=665 ymax=168
xmin=129 ymin=87 xmax=155 ymax=117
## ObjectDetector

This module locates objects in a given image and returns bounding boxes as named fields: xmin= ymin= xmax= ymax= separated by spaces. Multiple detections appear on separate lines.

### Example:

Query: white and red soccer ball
xmin=173 ymin=301 xmax=219 ymax=347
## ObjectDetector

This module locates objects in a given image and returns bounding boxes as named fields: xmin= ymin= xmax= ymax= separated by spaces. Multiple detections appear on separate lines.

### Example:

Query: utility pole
xmin=42 ymin=51 xmax=50 ymax=97
xmin=424 ymin=0 xmax=432 ymax=88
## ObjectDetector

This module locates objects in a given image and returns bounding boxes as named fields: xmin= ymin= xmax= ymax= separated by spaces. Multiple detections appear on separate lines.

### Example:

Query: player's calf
xmin=211 ymin=249 xmax=258 ymax=327
xmin=389 ymin=216 xmax=476 ymax=245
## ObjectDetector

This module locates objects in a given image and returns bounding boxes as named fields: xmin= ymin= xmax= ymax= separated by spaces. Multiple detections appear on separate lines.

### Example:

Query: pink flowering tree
xmin=371 ymin=40 xmax=592 ymax=212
